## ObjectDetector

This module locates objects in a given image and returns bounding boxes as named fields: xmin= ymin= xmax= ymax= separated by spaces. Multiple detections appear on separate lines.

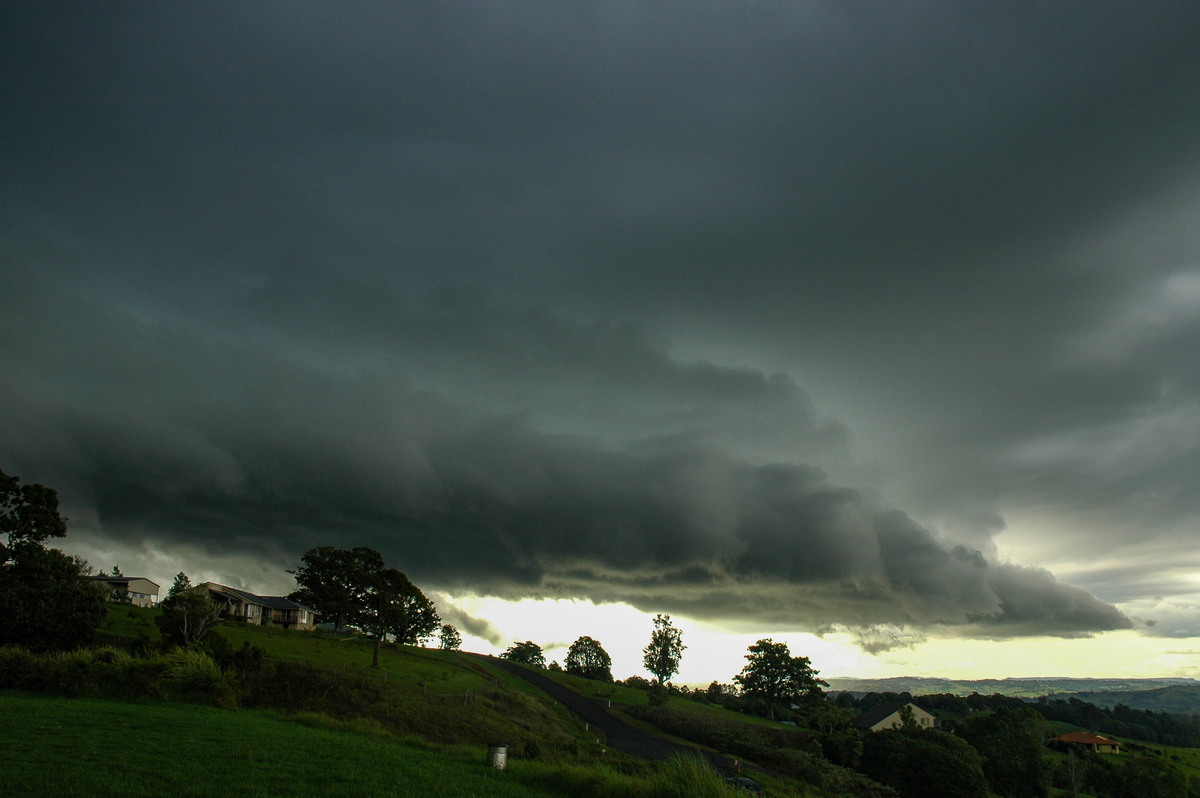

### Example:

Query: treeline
xmin=833 ymin=690 xmax=1200 ymax=748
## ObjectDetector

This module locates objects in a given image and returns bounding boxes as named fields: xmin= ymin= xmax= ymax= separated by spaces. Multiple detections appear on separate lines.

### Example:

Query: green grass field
xmin=0 ymin=689 xmax=745 ymax=797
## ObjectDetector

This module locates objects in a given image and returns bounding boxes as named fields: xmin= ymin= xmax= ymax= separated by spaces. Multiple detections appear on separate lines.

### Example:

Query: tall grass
xmin=0 ymin=645 xmax=235 ymax=704
xmin=0 ymin=691 xmax=743 ymax=797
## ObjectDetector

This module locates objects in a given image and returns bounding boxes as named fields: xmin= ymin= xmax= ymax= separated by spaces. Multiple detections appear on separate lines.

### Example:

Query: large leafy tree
xmin=0 ymin=468 xmax=68 ymax=550
xmin=565 ymin=635 xmax=613 ymax=682
xmin=289 ymin=546 xmax=438 ymax=667
xmin=501 ymin=641 xmax=545 ymax=667
xmin=288 ymin=546 xmax=384 ymax=632
xmin=0 ymin=468 xmax=106 ymax=650
xmin=861 ymin=727 xmax=988 ymax=798
xmin=734 ymin=638 xmax=828 ymax=719
xmin=361 ymin=567 xmax=440 ymax=668
xmin=958 ymin=706 xmax=1050 ymax=798
xmin=642 ymin=614 xmax=685 ymax=684
xmin=439 ymin=624 xmax=462 ymax=650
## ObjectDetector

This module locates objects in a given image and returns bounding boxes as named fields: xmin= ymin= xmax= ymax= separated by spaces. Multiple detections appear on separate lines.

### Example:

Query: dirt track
xmin=470 ymin=654 xmax=736 ymax=768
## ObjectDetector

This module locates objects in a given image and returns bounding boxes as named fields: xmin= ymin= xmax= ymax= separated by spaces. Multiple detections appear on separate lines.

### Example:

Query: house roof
xmin=203 ymin=582 xmax=316 ymax=613
xmin=1054 ymin=732 xmax=1120 ymax=746
xmin=849 ymin=696 xmax=931 ymax=729
xmin=853 ymin=703 xmax=911 ymax=729
xmin=90 ymin=576 xmax=160 ymax=587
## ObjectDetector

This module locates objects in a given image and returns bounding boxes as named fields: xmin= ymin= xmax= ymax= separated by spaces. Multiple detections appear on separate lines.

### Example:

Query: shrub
xmin=0 ymin=645 xmax=40 ymax=689
xmin=161 ymin=648 xmax=236 ymax=707
xmin=648 ymin=753 xmax=737 ymax=798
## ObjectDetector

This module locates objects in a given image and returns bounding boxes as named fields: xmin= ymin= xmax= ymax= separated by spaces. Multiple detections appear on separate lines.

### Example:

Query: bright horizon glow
xmin=443 ymin=595 xmax=1200 ymax=686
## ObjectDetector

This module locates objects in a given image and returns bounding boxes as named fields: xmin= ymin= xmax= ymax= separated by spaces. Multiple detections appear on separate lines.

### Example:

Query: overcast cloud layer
xmin=5 ymin=1 xmax=1200 ymax=649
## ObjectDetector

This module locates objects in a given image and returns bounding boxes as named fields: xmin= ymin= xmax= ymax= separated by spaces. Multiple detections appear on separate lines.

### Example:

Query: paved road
xmin=469 ymin=654 xmax=734 ymax=767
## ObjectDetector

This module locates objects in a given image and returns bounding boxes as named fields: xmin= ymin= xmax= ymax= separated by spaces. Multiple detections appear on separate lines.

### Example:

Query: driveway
xmin=469 ymin=654 xmax=735 ymax=768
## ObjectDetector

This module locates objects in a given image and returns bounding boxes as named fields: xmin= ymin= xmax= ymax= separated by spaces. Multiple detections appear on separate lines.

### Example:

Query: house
xmin=1051 ymin=732 xmax=1121 ymax=754
xmin=90 ymin=576 xmax=160 ymax=608
xmin=853 ymin=702 xmax=938 ymax=732
xmin=194 ymin=582 xmax=318 ymax=631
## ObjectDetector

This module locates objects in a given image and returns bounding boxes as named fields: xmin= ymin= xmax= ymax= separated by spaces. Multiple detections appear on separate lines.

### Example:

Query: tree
xmin=642 ymin=613 xmax=685 ymax=684
xmin=288 ymin=546 xmax=385 ymax=632
xmin=156 ymin=585 xmax=224 ymax=646
xmin=106 ymin=564 xmax=131 ymax=604
xmin=288 ymin=546 xmax=438 ymax=667
xmin=439 ymin=624 xmax=462 ymax=650
xmin=502 ymin=641 xmax=545 ymax=666
xmin=166 ymin=571 xmax=192 ymax=600
xmin=861 ymin=727 xmax=988 ymax=798
xmin=0 ymin=468 xmax=106 ymax=650
xmin=734 ymin=639 xmax=827 ymax=719
xmin=565 ymin=636 xmax=613 ymax=682
xmin=0 ymin=468 xmax=68 ymax=551
xmin=959 ymin=706 xmax=1050 ymax=798
xmin=361 ymin=567 xmax=440 ymax=668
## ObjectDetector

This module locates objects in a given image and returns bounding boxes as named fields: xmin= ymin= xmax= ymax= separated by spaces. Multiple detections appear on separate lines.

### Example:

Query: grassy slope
xmin=89 ymin=605 xmax=814 ymax=795
xmin=0 ymin=690 xmax=695 ymax=798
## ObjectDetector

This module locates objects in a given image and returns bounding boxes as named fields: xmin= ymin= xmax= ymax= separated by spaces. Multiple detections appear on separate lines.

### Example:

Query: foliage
xmin=630 ymin=705 xmax=891 ymax=797
xmin=566 ymin=636 xmax=613 ymax=682
xmin=1093 ymin=751 xmax=1192 ymax=798
xmin=166 ymin=571 xmax=192 ymax=600
xmin=360 ymin=567 xmax=440 ymax=667
xmin=643 ymin=614 xmax=685 ymax=685
xmin=289 ymin=546 xmax=439 ymax=667
xmin=0 ymin=468 xmax=107 ymax=651
xmin=288 ymin=546 xmax=384 ymax=632
xmin=848 ymin=690 xmax=1200 ymax=749
xmin=0 ymin=467 xmax=68 ymax=549
xmin=156 ymin=587 xmax=224 ymax=646
xmin=957 ymin=706 xmax=1049 ymax=798
xmin=439 ymin=624 xmax=462 ymax=650
xmin=0 ymin=543 xmax=107 ymax=651
xmin=734 ymin=639 xmax=827 ymax=719
xmin=646 ymin=753 xmax=738 ymax=798
xmin=502 ymin=641 xmax=546 ymax=667
xmin=860 ymin=727 xmax=987 ymax=798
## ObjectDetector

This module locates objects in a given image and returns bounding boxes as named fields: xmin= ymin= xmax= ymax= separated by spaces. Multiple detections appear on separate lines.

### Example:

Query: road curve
xmin=468 ymin=653 xmax=733 ymax=767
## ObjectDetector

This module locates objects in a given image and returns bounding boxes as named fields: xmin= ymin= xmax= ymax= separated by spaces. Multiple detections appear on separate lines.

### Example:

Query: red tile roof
xmin=1054 ymin=732 xmax=1120 ymax=746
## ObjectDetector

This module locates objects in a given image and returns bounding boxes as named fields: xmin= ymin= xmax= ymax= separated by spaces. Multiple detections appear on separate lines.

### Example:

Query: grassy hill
xmin=827 ymin=676 xmax=1200 ymax=704
xmin=1 ymin=605 xmax=817 ymax=796
xmin=0 ymin=689 xmax=752 ymax=798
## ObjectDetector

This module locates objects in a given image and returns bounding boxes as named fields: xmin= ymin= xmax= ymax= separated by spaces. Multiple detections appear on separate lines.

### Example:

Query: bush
xmin=160 ymin=648 xmax=236 ymax=707
xmin=648 ymin=753 xmax=737 ymax=798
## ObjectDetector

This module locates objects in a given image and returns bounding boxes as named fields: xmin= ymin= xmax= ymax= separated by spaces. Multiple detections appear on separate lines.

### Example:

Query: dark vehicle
xmin=725 ymin=776 xmax=765 ymax=793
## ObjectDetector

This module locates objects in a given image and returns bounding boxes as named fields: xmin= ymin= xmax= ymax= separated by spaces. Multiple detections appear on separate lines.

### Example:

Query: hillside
xmin=827 ymin=676 xmax=1200 ymax=712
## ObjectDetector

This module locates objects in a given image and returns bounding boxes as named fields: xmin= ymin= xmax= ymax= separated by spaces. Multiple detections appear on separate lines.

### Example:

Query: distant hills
xmin=826 ymin=677 xmax=1200 ymax=715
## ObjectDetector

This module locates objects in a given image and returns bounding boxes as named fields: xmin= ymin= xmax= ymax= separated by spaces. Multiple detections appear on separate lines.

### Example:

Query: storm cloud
xmin=4 ymin=1 xmax=1200 ymax=649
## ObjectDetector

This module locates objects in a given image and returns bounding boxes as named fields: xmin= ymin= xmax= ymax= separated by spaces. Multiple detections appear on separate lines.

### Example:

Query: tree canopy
xmin=439 ymin=624 xmax=462 ymax=650
xmin=156 ymin=582 xmax=223 ymax=646
xmin=861 ymin=727 xmax=988 ymax=798
xmin=734 ymin=638 xmax=828 ymax=719
xmin=288 ymin=546 xmax=384 ymax=632
xmin=0 ymin=468 xmax=68 ymax=551
xmin=958 ymin=706 xmax=1050 ymax=798
xmin=0 ymin=468 xmax=106 ymax=650
xmin=565 ymin=636 xmax=613 ymax=682
xmin=501 ymin=641 xmax=545 ymax=667
xmin=288 ymin=546 xmax=438 ymax=667
xmin=166 ymin=571 xmax=192 ymax=600
xmin=360 ymin=566 xmax=440 ymax=667
xmin=642 ymin=614 xmax=685 ymax=684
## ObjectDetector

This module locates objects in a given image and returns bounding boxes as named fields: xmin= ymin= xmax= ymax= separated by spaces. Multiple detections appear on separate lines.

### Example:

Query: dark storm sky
xmin=4 ymin=1 xmax=1200 ymax=648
